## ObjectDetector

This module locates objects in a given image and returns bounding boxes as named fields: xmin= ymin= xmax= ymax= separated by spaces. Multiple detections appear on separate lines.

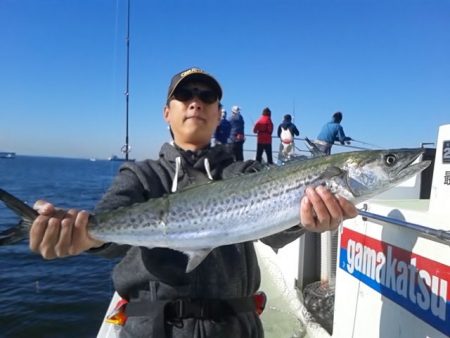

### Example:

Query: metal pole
xmin=359 ymin=207 xmax=450 ymax=244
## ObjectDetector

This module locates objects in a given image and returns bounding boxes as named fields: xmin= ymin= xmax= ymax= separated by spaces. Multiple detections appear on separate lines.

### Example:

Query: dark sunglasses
xmin=172 ymin=87 xmax=218 ymax=104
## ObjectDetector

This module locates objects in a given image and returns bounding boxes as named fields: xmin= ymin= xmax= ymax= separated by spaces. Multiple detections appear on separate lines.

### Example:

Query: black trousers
xmin=255 ymin=143 xmax=273 ymax=164
xmin=232 ymin=141 xmax=244 ymax=161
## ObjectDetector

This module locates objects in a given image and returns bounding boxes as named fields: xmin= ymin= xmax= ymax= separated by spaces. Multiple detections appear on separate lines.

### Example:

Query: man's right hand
xmin=30 ymin=200 xmax=104 ymax=259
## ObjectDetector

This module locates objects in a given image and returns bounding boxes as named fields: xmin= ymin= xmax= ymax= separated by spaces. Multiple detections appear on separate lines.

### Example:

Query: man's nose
xmin=188 ymin=99 xmax=203 ymax=109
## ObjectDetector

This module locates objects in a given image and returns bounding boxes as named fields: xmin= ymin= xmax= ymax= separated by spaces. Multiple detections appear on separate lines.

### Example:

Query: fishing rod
xmin=292 ymin=99 xmax=296 ymax=122
xmin=122 ymin=0 xmax=131 ymax=161
xmin=336 ymin=143 xmax=370 ymax=150
xmin=293 ymin=136 xmax=373 ymax=149
xmin=350 ymin=138 xmax=382 ymax=148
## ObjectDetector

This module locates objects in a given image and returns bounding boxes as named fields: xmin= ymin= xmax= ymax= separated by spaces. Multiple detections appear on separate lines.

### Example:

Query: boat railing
xmin=358 ymin=205 xmax=450 ymax=245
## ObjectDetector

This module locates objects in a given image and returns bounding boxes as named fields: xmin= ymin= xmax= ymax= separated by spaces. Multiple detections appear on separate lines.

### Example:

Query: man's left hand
xmin=300 ymin=186 xmax=358 ymax=232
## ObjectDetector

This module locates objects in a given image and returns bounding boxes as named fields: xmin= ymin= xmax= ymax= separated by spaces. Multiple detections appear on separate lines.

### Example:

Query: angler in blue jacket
xmin=214 ymin=107 xmax=231 ymax=145
xmin=315 ymin=112 xmax=351 ymax=155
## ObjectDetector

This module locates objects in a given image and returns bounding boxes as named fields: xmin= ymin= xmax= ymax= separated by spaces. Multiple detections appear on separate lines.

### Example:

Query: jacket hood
xmin=160 ymin=142 xmax=231 ymax=164
xmin=258 ymin=115 xmax=272 ymax=123
xmin=159 ymin=142 xmax=234 ymax=178
xmin=279 ymin=121 xmax=292 ymax=129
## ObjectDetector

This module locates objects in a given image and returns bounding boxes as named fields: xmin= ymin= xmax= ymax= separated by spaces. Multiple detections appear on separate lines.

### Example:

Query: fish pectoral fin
xmin=319 ymin=166 xmax=344 ymax=179
xmin=184 ymin=248 xmax=213 ymax=273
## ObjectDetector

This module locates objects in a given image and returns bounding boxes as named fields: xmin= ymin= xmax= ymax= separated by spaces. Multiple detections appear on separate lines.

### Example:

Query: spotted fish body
xmin=0 ymin=149 xmax=430 ymax=272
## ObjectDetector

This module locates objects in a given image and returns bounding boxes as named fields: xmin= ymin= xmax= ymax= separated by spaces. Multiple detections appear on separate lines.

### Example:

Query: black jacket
xmin=92 ymin=143 xmax=304 ymax=337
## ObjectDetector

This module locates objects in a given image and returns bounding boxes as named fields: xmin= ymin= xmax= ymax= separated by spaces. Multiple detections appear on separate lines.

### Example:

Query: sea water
xmin=0 ymin=156 xmax=121 ymax=337
xmin=0 ymin=156 xmax=307 ymax=338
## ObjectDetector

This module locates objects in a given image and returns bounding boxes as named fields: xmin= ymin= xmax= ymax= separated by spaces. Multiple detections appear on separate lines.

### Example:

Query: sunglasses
xmin=172 ymin=87 xmax=218 ymax=104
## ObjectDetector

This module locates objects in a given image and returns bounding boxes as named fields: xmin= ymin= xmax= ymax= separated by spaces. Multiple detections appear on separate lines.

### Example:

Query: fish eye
xmin=384 ymin=154 xmax=397 ymax=166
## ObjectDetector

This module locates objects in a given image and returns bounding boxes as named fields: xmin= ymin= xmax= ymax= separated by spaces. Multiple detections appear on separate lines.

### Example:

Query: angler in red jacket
xmin=253 ymin=107 xmax=274 ymax=164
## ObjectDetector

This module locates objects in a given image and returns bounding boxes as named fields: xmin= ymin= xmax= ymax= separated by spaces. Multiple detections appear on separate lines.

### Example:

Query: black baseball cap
xmin=167 ymin=67 xmax=223 ymax=101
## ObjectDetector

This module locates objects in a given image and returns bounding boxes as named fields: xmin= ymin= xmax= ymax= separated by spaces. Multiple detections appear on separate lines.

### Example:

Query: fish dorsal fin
xmin=318 ymin=166 xmax=344 ymax=179
xmin=174 ymin=180 xmax=216 ymax=194
xmin=184 ymin=248 xmax=213 ymax=273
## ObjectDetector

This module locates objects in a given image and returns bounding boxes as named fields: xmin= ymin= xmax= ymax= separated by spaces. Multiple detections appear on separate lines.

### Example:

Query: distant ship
xmin=108 ymin=155 xmax=135 ymax=162
xmin=0 ymin=152 xmax=16 ymax=159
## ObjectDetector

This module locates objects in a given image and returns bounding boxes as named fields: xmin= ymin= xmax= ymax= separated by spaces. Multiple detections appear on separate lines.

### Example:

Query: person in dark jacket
xmin=253 ymin=107 xmax=274 ymax=164
xmin=28 ymin=67 xmax=358 ymax=338
xmin=277 ymin=114 xmax=299 ymax=162
xmin=214 ymin=106 xmax=231 ymax=145
xmin=314 ymin=111 xmax=351 ymax=155
xmin=228 ymin=105 xmax=245 ymax=161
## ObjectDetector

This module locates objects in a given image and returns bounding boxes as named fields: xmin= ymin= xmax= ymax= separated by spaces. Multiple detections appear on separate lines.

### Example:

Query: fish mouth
xmin=396 ymin=149 xmax=430 ymax=178
xmin=399 ymin=160 xmax=431 ymax=179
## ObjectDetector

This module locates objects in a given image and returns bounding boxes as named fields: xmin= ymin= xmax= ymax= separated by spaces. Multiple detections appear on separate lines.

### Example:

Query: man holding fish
xmin=25 ymin=68 xmax=358 ymax=337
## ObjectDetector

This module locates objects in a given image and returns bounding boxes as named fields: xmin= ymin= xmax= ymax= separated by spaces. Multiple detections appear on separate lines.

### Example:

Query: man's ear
xmin=163 ymin=105 xmax=170 ymax=122
xmin=216 ymin=104 xmax=221 ymax=122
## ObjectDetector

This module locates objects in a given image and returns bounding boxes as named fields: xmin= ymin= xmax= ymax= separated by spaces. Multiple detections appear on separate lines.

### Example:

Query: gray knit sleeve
xmin=89 ymin=162 xmax=162 ymax=258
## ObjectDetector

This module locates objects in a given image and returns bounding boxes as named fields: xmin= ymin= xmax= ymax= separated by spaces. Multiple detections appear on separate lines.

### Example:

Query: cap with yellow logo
xmin=167 ymin=67 xmax=222 ymax=101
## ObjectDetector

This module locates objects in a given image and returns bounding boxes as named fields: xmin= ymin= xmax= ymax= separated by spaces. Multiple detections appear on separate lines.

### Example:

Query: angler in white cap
xmin=229 ymin=105 xmax=245 ymax=161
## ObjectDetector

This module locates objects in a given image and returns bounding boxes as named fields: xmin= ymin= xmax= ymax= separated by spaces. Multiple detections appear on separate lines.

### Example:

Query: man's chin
xmin=184 ymin=119 xmax=213 ymax=135
xmin=181 ymin=128 xmax=212 ymax=141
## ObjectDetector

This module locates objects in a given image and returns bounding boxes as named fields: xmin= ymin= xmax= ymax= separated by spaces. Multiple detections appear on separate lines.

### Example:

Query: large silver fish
xmin=0 ymin=149 xmax=430 ymax=272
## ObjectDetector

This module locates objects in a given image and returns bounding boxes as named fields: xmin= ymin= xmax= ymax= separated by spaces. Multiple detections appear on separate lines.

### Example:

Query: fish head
xmin=337 ymin=148 xmax=431 ymax=202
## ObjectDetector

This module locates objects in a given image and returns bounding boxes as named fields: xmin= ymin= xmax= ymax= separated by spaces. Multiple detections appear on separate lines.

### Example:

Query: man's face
xmin=164 ymin=81 xmax=221 ymax=150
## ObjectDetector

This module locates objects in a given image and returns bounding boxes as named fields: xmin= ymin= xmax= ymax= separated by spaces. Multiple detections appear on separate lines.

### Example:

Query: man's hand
xmin=30 ymin=200 xmax=104 ymax=259
xmin=300 ymin=186 xmax=358 ymax=232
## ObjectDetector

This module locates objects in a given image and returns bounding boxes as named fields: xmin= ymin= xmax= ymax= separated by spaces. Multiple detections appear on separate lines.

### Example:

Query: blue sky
xmin=1 ymin=0 xmax=449 ymax=160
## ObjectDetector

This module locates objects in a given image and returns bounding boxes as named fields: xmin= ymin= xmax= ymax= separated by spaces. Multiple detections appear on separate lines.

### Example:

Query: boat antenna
xmin=121 ymin=0 xmax=131 ymax=161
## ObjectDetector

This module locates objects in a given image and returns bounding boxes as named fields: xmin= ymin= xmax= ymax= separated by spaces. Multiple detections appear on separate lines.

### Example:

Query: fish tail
xmin=0 ymin=189 xmax=37 ymax=245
